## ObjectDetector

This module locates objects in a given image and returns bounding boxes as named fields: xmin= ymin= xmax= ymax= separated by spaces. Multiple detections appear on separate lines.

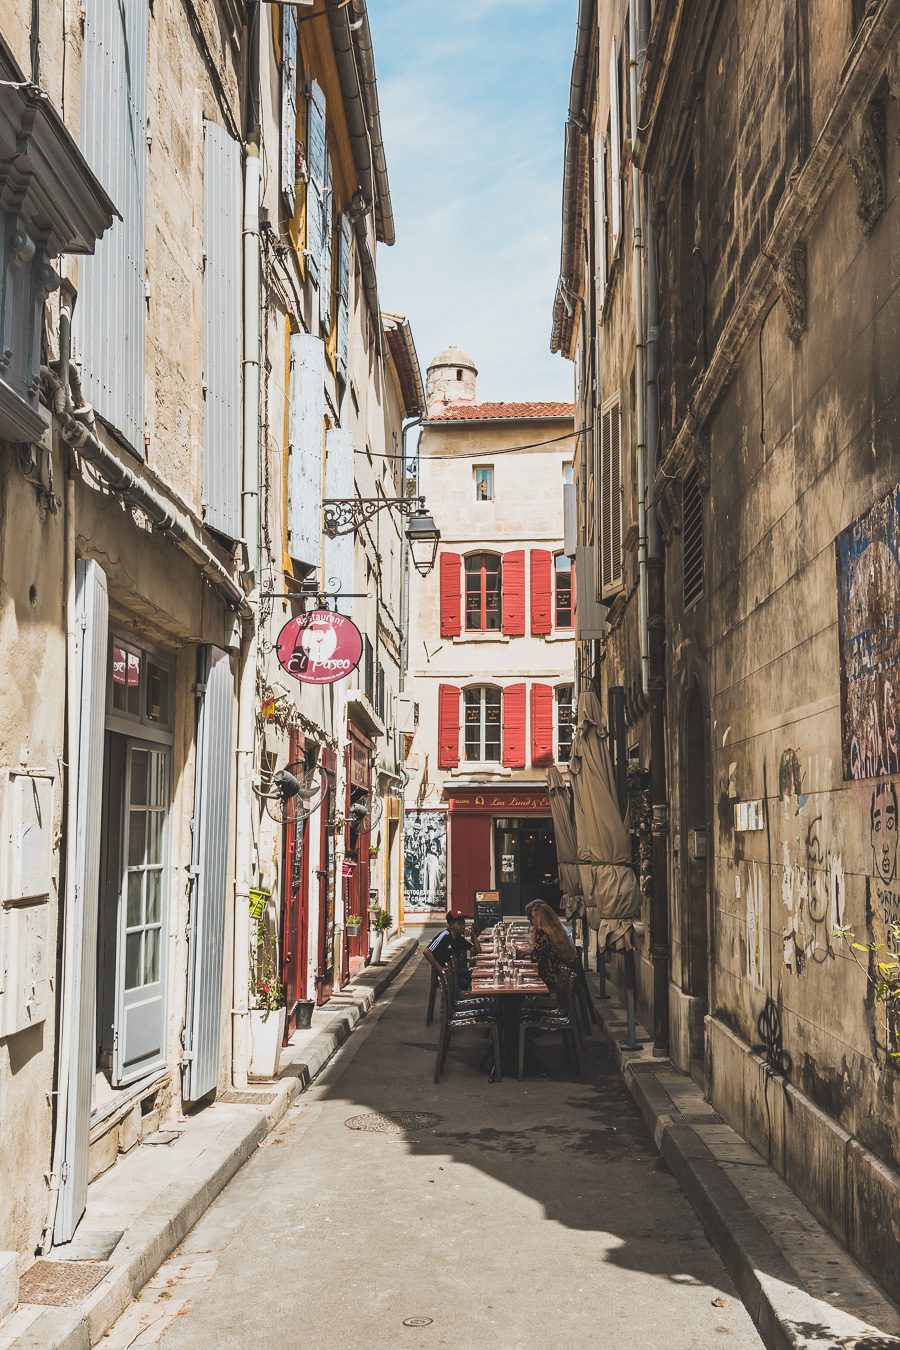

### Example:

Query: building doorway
xmin=493 ymin=817 xmax=560 ymax=916
xmin=682 ymin=684 xmax=710 ymax=1085
xmin=281 ymin=729 xmax=311 ymax=1035
xmin=315 ymin=750 xmax=337 ymax=1006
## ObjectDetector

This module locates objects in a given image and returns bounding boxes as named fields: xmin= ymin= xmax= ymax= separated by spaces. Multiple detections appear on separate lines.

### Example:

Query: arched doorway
xmin=682 ymin=683 xmax=710 ymax=1084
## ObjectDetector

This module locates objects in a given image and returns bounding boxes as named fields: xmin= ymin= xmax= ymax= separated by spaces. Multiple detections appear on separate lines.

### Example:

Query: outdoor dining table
xmin=469 ymin=956 xmax=551 ymax=1077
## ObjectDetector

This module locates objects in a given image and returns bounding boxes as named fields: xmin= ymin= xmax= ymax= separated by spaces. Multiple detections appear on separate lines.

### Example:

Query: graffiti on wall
xmin=836 ymin=485 xmax=900 ymax=781
xmin=781 ymin=814 xmax=845 ymax=976
xmin=866 ymin=780 xmax=900 ymax=1065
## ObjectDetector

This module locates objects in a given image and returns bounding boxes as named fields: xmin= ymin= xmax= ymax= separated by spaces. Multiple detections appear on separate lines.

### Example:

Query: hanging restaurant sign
xmin=276 ymin=609 xmax=363 ymax=685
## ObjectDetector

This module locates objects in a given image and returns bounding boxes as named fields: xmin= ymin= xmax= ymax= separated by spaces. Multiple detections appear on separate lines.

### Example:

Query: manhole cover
xmin=403 ymin=1317 xmax=434 ymax=1327
xmin=19 ymin=1259 xmax=111 ymax=1307
xmin=219 ymin=1090 xmax=277 ymax=1105
xmin=345 ymin=1111 xmax=440 ymax=1133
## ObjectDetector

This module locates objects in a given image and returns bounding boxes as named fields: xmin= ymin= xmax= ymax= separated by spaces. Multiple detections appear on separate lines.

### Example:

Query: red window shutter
xmin=437 ymin=684 xmax=460 ymax=768
xmin=502 ymin=550 xmax=525 ymax=636
xmin=502 ymin=683 xmax=526 ymax=768
xmin=439 ymin=553 xmax=462 ymax=638
xmin=531 ymin=683 xmax=554 ymax=767
xmin=530 ymin=550 xmax=552 ymax=635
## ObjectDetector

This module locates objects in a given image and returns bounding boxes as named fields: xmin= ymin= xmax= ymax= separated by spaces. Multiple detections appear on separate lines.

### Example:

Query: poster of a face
xmin=404 ymin=810 xmax=447 ymax=914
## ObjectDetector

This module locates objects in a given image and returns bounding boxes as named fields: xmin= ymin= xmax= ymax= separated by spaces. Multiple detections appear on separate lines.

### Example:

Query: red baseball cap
xmin=446 ymin=909 xmax=466 ymax=921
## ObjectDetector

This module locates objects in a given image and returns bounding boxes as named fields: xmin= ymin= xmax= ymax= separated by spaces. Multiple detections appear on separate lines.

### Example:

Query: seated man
xmin=424 ymin=909 xmax=481 ymax=994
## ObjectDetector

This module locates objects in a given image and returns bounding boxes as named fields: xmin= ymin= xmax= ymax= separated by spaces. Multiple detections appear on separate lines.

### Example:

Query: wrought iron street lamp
xmin=322 ymin=494 xmax=441 ymax=577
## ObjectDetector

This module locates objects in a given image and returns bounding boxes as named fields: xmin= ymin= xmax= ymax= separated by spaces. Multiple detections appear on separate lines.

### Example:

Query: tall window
xmin=556 ymin=686 xmax=574 ymax=764
xmin=562 ymin=462 xmax=574 ymax=486
xmin=474 ymin=466 xmax=494 ymax=501
xmin=465 ymin=552 xmax=502 ymax=631
xmin=554 ymin=554 xmax=574 ymax=628
xmin=464 ymin=686 xmax=501 ymax=762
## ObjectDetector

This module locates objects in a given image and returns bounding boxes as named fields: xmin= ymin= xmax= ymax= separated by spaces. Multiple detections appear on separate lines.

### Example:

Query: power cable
xmin=354 ymin=426 xmax=589 ymax=460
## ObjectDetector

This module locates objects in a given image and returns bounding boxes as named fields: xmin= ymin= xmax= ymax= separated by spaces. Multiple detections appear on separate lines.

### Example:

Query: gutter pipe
xmin=627 ymin=0 xmax=650 ymax=700
xmin=327 ymin=0 xmax=394 ymax=246
xmin=397 ymin=413 xmax=421 ymax=941
xmin=551 ymin=0 xmax=594 ymax=353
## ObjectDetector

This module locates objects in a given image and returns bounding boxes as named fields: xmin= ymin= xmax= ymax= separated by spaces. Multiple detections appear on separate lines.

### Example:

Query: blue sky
xmin=369 ymin=0 xmax=575 ymax=404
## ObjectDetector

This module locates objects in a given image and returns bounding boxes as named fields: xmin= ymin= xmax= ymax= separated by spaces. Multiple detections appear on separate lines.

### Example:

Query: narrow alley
xmin=97 ymin=952 xmax=762 ymax=1350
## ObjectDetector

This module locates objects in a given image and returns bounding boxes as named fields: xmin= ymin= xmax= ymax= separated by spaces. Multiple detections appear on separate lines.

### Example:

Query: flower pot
xmin=346 ymin=921 xmax=362 ymax=937
xmin=296 ymin=998 xmax=315 ymax=1031
xmin=248 ymin=1007 xmax=286 ymax=1079
xmin=371 ymin=932 xmax=384 ymax=964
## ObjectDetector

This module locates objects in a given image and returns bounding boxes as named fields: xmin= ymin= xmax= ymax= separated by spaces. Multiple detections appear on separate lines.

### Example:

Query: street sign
xmin=276 ymin=609 xmax=363 ymax=685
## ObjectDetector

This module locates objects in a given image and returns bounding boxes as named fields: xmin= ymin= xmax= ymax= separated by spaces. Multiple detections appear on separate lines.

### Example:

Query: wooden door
xmin=281 ymin=729 xmax=310 ymax=1033
xmin=315 ymin=751 xmax=336 ymax=1004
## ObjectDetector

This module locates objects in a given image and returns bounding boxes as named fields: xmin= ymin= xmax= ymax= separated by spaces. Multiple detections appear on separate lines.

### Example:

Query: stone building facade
xmin=552 ymin=0 xmax=900 ymax=1293
xmin=0 ymin=0 xmax=416 ymax=1282
xmin=403 ymin=349 xmax=576 ymax=920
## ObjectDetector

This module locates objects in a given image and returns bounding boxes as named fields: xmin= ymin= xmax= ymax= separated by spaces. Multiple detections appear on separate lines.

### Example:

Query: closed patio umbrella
xmin=568 ymin=691 xmax=641 ymax=950
xmin=546 ymin=766 xmax=583 ymax=919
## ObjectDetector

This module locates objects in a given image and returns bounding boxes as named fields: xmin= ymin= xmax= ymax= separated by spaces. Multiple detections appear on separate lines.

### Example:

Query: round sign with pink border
xmin=276 ymin=609 xmax=363 ymax=685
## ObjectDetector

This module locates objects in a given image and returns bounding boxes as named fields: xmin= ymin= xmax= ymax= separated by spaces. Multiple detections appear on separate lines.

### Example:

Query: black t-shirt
xmin=428 ymin=930 xmax=473 ymax=968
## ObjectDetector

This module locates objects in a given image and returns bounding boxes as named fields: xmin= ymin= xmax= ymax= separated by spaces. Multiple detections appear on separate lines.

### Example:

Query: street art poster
xmin=836 ymin=485 xmax=900 ymax=781
xmin=404 ymin=810 xmax=447 ymax=915
xmin=866 ymin=780 xmax=900 ymax=1067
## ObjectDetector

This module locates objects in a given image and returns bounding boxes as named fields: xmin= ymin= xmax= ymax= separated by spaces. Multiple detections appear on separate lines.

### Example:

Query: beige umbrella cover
xmin=546 ymin=766 xmax=584 ymax=919
xmin=568 ymin=691 xmax=641 ymax=949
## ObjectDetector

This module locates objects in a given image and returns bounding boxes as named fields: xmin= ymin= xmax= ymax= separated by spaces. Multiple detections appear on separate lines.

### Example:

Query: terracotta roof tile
xmin=427 ymin=401 xmax=574 ymax=422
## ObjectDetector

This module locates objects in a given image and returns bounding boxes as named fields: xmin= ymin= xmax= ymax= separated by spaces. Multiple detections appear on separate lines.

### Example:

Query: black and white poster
xmin=404 ymin=810 xmax=447 ymax=915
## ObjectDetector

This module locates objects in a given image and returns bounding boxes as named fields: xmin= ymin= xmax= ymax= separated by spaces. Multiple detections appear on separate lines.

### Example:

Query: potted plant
xmin=369 ymin=905 xmax=392 ymax=964
xmin=249 ymin=927 xmax=286 ymax=1079
xmin=346 ymin=912 xmax=362 ymax=938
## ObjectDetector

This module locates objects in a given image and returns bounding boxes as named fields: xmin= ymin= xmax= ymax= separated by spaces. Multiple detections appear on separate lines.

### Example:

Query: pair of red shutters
xmin=439 ymin=549 xmax=555 ymax=638
xmin=438 ymin=683 xmax=554 ymax=770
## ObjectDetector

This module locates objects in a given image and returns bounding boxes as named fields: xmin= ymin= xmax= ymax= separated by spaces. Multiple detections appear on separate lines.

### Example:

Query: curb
xmin=2 ymin=938 xmax=419 ymax=1350
xmin=591 ymin=979 xmax=900 ymax=1350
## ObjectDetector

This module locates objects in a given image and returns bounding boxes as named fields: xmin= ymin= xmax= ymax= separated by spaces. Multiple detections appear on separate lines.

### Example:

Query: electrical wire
xmin=355 ymin=426 xmax=588 ymax=460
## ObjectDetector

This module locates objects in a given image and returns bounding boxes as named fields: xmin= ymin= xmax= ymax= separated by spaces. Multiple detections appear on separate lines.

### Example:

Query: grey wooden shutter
xmin=599 ymin=400 xmax=623 ymax=595
xmin=183 ymin=647 xmax=234 ymax=1102
xmin=320 ymin=152 xmax=334 ymax=332
xmin=324 ymin=427 xmax=354 ymax=611
xmin=281 ymin=8 xmax=298 ymax=212
xmin=609 ymin=41 xmax=622 ymax=254
xmin=287 ymin=332 xmax=325 ymax=567
xmin=336 ymin=214 xmax=352 ymax=374
xmin=596 ymin=136 xmax=607 ymax=313
xmin=306 ymin=81 xmax=327 ymax=284
xmin=74 ymin=0 xmax=148 ymax=453
xmin=54 ymin=559 xmax=108 ymax=1244
xmin=202 ymin=121 xmax=242 ymax=540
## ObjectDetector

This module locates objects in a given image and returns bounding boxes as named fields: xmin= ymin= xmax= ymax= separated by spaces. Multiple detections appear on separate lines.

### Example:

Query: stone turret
xmin=425 ymin=346 xmax=478 ymax=416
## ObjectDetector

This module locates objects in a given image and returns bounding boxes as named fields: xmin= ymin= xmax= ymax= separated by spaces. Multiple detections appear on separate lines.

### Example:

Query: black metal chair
xmin=517 ymin=968 xmax=584 ymax=1080
xmin=434 ymin=971 xmax=502 ymax=1083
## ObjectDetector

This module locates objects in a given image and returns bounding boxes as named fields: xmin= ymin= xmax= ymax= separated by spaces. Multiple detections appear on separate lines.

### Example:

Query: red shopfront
xmin=343 ymin=725 xmax=373 ymax=981
xmin=448 ymin=788 xmax=560 ymax=917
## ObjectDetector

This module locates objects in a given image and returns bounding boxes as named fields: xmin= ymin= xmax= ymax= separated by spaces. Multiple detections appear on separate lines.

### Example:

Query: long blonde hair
xmin=529 ymin=901 xmax=576 ymax=962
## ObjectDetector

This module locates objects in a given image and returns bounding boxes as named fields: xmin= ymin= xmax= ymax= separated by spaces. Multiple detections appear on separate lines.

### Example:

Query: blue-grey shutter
xmin=281 ymin=9 xmax=298 ymax=212
xmin=54 ymin=560 xmax=108 ymax=1244
xmin=74 ymin=0 xmax=148 ymax=454
xmin=287 ymin=333 xmax=325 ymax=567
xmin=596 ymin=135 xmax=607 ymax=312
xmin=306 ymin=81 xmax=327 ymax=284
xmin=183 ymin=647 xmax=234 ymax=1102
xmin=324 ymin=427 xmax=354 ymax=613
xmin=336 ymin=213 xmax=351 ymax=373
xmin=319 ymin=153 xmax=334 ymax=332
xmin=202 ymin=121 xmax=242 ymax=540
xmin=609 ymin=42 xmax=622 ymax=253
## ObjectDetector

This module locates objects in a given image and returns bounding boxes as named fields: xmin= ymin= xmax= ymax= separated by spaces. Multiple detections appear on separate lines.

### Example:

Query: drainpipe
xmin=632 ymin=0 xmax=670 ymax=1057
xmin=232 ymin=129 xmax=261 ymax=1088
xmin=628 ymin=0 xmax=650 ymax=702
xmin=397 ymin=415 xmax=421 ymax=934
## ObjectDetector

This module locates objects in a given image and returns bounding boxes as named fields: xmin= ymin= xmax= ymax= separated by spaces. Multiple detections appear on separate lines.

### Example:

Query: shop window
xmin=464 ymin=686 xmax=502 ymax=763
xmin=556 ymin=686 xmax=574 ymax=764
xmin=109 ymin=637 xmax=174 ymax=735
xmin=465 ymin=552 xmax=502 ymax=631
xmin=554 ymin=553 xmax=574 ymax=629
xmin=474 ymin=466 xmax=494 ymax=501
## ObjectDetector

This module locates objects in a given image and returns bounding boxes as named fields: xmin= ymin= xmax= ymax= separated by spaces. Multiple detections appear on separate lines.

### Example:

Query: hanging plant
xmin=626 ymin=762 xmax=653 ymax=900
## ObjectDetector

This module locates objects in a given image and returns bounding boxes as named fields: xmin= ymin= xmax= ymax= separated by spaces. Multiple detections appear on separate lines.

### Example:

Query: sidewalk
xmin=0 ymin=937 xmax=417 ymax=1350
xmin=590 ymin=972 xmax=900 ymax=1350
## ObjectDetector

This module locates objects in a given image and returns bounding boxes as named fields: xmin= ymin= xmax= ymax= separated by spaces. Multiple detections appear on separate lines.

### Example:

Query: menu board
xmin=474 ymin=891 xmax=501 ymax=933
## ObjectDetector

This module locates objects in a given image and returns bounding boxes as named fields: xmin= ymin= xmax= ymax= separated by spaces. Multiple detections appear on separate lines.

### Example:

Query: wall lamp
xmin=322 ymin=495 xmax=441 ymax=576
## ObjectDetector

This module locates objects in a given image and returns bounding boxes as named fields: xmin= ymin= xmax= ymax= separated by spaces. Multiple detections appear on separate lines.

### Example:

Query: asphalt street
xmin=98 ymin=949 xmax=763 ymax=1350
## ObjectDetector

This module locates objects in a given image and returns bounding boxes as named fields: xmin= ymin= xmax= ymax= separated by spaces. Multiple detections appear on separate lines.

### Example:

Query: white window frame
xmin=463 ymin=685 xmax=502 ymax=764
xmin=597 ymin=393 xmax=624 ymax=598
xmin=555 ymin=684 xmax=575 ymax=764
xmin=473 ymin=465 xmax=494 ymax=502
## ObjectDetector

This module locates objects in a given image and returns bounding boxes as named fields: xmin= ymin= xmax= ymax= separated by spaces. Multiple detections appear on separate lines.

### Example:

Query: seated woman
xmin=526 ymin=900 xmax=577 ymax=992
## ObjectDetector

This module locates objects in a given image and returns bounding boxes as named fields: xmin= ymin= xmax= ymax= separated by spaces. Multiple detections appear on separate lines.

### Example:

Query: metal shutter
xmin=202 ymin=122 xmax=242 ymax=539
xmin=281 ymin=8 xmax=298 ymax=212
xmin=324 ymin=427 xmax=354 ymax=611
xmin=74 ymin=0 xmax=148 ymax=453
xmin=306 ymin=81 xmax=327 ymax=284
xmin=54 ymin=560 xmax=109 ymax=1243
xmin=287 ymin=332 xmax=325 ymax=567
xmin=682 ymin=466 xmax=704 ymax=609
xmin=183 ymin=646 xmax=235 ymax=1102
